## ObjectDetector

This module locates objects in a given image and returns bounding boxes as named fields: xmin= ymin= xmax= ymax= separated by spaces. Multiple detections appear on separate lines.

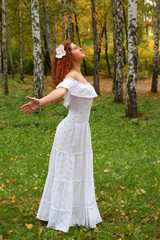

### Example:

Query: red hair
xmin=51 ymin=41 xmax=72 ymax=89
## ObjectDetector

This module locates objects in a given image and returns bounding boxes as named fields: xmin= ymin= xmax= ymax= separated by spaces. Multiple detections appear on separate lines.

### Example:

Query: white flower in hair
xmin=56 ymin=44 xmax=66 ymax=58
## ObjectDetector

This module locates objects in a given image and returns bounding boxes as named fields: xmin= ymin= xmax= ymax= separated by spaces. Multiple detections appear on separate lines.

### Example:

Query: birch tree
xmin=91 ymin=0 xmax=99 ymax=94
xmin=125 ymin=0 xmax=138 ymax=118
xmin=31 ymin=0 xmax=43 ymax=98
xmin=2 ymin=0 xmax=9 ymax=94
xmin=55 ymin=0 xmax=58 ymax=47
xmin=0 ymin=38 xmax=2 ymax=79
xmin=112 ymin=0 xmax=117 ymax=91
xmin=0 ymin=9 xmax=2 ymax=80
xmin=61 ymin=0 xmax=65 ymax=41
xmin=6 ymin=0 xmax=14 ymax=79
xmin=66 ymin=0 xmax=73 ymax=41
xmin=43 ymin=0 xmax=54 ymax=55
xmin=151 ymin=0 xmax=160 ymax=93
xmin=114 ymin=0 xmax=123 ymax=103
xmin=19 ymin=0 xmax=24 ymax=82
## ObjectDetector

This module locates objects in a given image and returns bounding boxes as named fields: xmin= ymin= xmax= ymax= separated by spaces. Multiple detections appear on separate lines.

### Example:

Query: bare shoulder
xmin=65 ymin=70 xmax=79 ymax=80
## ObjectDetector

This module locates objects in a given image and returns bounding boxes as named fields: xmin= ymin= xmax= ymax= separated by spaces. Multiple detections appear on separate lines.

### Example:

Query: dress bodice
xmin=56 ymin=78 xmax=98 ymax=123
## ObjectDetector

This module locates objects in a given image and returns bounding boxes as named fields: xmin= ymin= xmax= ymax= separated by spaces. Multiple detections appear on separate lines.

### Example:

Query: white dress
xmin=36 ymin=78 xmax=102 ymax=232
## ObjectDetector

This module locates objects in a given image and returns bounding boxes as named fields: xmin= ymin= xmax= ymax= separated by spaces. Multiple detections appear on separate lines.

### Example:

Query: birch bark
xmin=114 ymin=0 xmax=123 ymax=103
xmin=112 ymin=0 xmax=117 ymax=91
xmin=151 ymin=0 xmax=160 ymax=93
xmin=61 ymin=0 xmax=65 ymax=41
xmin=19 ymin=0 xmax=24 ymax=82
xmin=2 ymin=0 xmax=9 ymax=94
xmin=31 ymin=0 xmax=44 ymax=98
xmin=6 ymin=0 xmax=14 ymax=79
xmin=125 ymin=0 xmax=138 ymax=118
xmin=44 ymin=0 xmax=54 ymax=55
xmin=91 ymin=0 xmax=99 ymax=94
xmin=66 ymin=0 xmax=73 ymax=41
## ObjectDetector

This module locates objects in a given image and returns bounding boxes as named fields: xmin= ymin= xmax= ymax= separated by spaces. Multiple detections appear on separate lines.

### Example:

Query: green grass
xmin=0 ymin=77 xmax=160 ymax=240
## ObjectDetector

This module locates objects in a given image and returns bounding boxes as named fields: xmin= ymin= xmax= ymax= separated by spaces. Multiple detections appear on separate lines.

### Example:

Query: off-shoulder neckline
xmin=64 ymin=77 xmax=90 ymax=86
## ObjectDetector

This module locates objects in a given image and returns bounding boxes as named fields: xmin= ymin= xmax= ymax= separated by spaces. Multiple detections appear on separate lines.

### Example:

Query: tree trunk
xmin=112 ymin=0 xmax=117 ymax=91
xmin=0 ymin=8 xmax=2 ymax=80
xmin=66 ymin=0 xmax=73 ymax=41
xmin=19 ymin=0 xmax=24 ymax=82
xmin=151 ymin=0 xmax=160 ymax=93
xmin=0 ymin=37 xmax=2 ymax=79
xmin=2 ymin=0 xmax=9 ymax=95
xmin=114 ymin=0 xmax=123 ymax=103
xmin=104 ymin=22 xmax=111 ymax=77
xmin=123 ymin=5 xmax=128 ymax=51
xmin=55 ymin=0 xmax=58 ymax=47
xmin=6 ymin=0 xmax=14 ymax=79
xmin=98 ymin=21 xmax=105 ymax=62
xmin=61 ymin=0 xmax=65 ymax=41
xmin=43 ymin=0 xmax=54 ymax=55
xmin=74 ymin=13 xmax=87 ymax=76
xmin=125 ymin=0 xmax=138 ymax=118
xmin=91 ymin=0 xmax=99 ymax=94
xmin=42 ymin=31 xmax=51 ymax=76
xmin=31 ymin=0 xmax=43 ymax=99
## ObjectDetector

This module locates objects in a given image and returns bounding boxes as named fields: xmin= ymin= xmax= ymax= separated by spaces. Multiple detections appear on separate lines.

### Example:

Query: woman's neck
xmin=70 ymin=62 xmax=82 ymax=73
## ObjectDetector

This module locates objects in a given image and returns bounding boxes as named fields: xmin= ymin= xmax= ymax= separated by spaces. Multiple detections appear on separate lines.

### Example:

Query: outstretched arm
xmin=20 ymin=87 xmax=67 ymax=114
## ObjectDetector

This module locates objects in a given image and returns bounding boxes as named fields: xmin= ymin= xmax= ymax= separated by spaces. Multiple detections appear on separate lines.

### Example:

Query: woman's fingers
xmin=20 ymin=103 xmax=30 ymax=109
xmin=26 ymin=96 xmax=35 ymax=101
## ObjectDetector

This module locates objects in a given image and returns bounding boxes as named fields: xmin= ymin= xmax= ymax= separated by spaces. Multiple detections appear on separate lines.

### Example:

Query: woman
xmin=20 ymin=41 xmax=102 ymax=232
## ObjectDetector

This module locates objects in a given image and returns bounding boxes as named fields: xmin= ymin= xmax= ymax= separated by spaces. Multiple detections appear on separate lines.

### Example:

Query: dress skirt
xmin=36 ymin=117 xmax=102 ymax=232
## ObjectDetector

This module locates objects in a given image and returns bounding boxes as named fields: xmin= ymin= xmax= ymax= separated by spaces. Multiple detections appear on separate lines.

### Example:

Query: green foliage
xmin=0 ymin=80 xmax=160 ymax=239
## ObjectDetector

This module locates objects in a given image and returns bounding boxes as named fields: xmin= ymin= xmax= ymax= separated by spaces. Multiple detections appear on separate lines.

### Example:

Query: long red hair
xmin=51 ymin=41 xmax=72 ymax=89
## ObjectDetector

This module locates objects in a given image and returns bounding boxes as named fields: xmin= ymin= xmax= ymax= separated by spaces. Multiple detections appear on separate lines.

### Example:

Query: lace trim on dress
xmin=56 ymin=77 xmax=98 ymax=107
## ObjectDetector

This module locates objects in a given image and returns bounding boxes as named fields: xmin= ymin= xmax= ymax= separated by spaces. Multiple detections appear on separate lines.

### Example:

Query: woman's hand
xmin=20 ymin=96 xmax=41 ymax=114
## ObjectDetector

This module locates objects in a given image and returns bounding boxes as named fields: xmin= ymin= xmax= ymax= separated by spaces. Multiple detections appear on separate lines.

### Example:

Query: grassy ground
xmin=0 ymin=76 xmax=160 ymax=240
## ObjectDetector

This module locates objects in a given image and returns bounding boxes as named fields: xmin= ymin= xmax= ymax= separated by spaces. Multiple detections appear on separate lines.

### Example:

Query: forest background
xmin=1 ymin=0 xmax=160 ymax=239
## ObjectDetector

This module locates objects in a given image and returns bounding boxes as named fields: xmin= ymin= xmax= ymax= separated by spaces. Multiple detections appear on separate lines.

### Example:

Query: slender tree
xmin=114 ymin=0 xmax=123 ymax=103
xmin=2 ymin=0 xmax=9 ymax=94
xmin=151 ymin=0 xmax=160 ymax=93
xmin=125 ymin=0 xmax=138 ymax=118
xmin=31 ymin=0 xmax=44 ymax=98
xmin=91 ymin=0 xmax=99 ymax=94
xmin=61 ymin=0 xmax=65 ymax=41
xmin=19 ymin=0 xmax=24 ymax=82
xmin=43 ymin=0 xmax=54 ymax=55
xmin=55 ymin=0 xmax=58 ymax=47
xmin=112 ymin=0 xmax=117 ymax=91
xmin=0 ymin=38 xmax=2 ymax=79
xmin=0 ymin=6 xmax=2 ymax=80
xmin=98 ymin=21 xmax=105 ymax=62
xmin=104 ymin=21 xmax=111 ymax=77
xmin=66 ymin=0 xmax=73 ymax=41
xmin=6 ymin=0 xmax=14 ymax=79
xmin=74 ymin=13 xmax=87 ymax=75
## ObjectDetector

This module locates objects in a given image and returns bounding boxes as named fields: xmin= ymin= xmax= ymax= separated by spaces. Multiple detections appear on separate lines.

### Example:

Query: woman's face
xmin=70 ymin=43 xmax=86 ymax=62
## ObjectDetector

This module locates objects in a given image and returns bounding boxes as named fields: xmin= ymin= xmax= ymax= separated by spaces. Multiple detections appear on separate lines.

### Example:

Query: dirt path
xmin=86 ymin=75 xmax=160 ymax=99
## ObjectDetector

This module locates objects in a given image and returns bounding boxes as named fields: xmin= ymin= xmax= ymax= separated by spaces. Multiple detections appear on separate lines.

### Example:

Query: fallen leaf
xmin=117 ymin=190 xmax=122 ymax=194
xmin=120 ymin=186 xmax=125 ymax=189
xmin=10 ymin=195 xmax=16 ymax=200
xmin=12 ymin=218 xmax=18 ymax=222
xmin=25 ymin=223 xmax=33 ymax=229
xmin=104 ymin=169 xmax=110 ymax=173
xmin=145 ymin=218 xmax=150 ymax=222
xmin=38 ymin=226 xmax=43 ymax=236
xmin=94 ymin=227 xmax=99 ymax=232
